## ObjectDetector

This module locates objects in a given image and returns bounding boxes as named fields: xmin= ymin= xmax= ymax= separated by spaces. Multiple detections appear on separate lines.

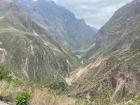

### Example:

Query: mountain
xmin=95 ymin=0 xmax=140 ymax=50
xmin=84 ymin=0 xmax=140 ymax=60
xmin=16 ymin=0 xmax=97 ymax=50
xmin=70 ymin=0 xmax=140 ymax=104
xmin=0 ymin=0 xmax=80 ymax=85
xmin=1 ymin=0 xmax=140 ymax=105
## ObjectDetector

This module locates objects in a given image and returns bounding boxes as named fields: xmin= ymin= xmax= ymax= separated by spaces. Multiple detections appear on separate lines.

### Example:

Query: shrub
xmin=85 ymin=100 xmax=92 ymax=105
xmin=130 ymin=39 xmax=140 ymax=51
xmin=0 ymin=65 xmax=11 ymax=80
xmin=49 ymin=81 xmax=68 ymax=93
xmin=15 ymin=91 xmax=31 ymax=105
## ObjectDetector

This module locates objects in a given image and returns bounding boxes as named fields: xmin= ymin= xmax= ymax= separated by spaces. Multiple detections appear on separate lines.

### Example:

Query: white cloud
xmin=53 ymin=0 xmax=133 ymax=29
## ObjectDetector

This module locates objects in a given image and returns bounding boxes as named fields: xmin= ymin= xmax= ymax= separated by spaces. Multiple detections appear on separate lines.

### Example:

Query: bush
xmin=0 ymin=65 xmax=11 ymax=80
xmin=130 ymin=39 xmax=140 ymax=51
xmin=15 ymin=91 xmax=31 ymax=105
xmin=49 ymin=82 xmax=68 ymax=93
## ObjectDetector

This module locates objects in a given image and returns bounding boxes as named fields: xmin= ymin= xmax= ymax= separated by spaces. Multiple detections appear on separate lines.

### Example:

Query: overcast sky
xmin=52 ymin=0 xmax=133 ymax=29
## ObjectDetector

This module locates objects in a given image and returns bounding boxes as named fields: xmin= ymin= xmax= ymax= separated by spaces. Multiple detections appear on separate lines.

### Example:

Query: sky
xmin=52 ymin=0 xmax=133 ymax=29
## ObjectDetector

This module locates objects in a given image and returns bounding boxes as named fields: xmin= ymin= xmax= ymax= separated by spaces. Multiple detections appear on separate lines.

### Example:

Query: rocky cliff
xmin=17 ymin=0 xmax=97 ymax=50
xmin=0 ymin=0 xmax=79 ymax=85
xmin=70 ymin=0 xmax=140 ymax=104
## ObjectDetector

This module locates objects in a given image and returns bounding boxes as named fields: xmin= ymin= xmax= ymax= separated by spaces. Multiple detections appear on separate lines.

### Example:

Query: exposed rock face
xmin=130 ymin=39 xmax=140 ymax=51
xmin=0 ymin=0 xmax=79 ymax=85
xmin=17 ymin=0 xmax=97 ymax=50
xmin=84 ymin=0 xmax=140 ymax=60
xmin=0 ymin=101 xmax=9 ymax=105
xmin=0 ymin=48 xmax=7 ymax=64
xmin=95 ymin=0 xmax=140 ymax=49
xmin=70 ymin=0 xmax=140 ymax=103
xmin=71 ymin=54 xmax=140 ymax=101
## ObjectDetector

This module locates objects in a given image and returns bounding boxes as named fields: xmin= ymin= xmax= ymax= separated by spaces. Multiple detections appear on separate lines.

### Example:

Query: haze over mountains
xmin=71 ymin=0 xmax=140 ymax=104
xmin=0 ymin=0 xmax=140 ymax=105
xmin=17 ymin=0 xmax=97 ymax=50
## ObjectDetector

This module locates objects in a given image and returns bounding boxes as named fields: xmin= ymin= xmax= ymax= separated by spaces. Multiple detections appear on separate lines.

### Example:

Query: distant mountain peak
xmin=17 ymin=0 xmax=97 ymax=50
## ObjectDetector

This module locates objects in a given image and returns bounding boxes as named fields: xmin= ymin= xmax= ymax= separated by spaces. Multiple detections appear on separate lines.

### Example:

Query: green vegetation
xmin=1 ymin=0 xmax=140 ymax=105
xmin=127 ymin=94 xmax=140 ymax=105
xmin=0 ymin=28 xmax=27 ymax=36
xmin=15 ymin=91 xmax=31 ymax=105
xmin=130 ymin=39 xmax=140 ymax=51
xmin=0 ymin=77 xmax=90 ymax=105
xmin=0 ymin=65 xmax=11 ymax=80
xmin=49 ymin=81 xmax=69 ymax=94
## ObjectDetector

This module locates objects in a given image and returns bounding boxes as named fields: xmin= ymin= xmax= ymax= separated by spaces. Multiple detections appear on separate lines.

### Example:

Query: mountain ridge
xmin=70 ymin=0 xmax=140 ymax=104
xmin=17 ymin=0 xmax=97 ymax=50
xmin=1 ymin=0 xmax=140 ymax=105
xmin=0 ymin=0 xmax=80 ymax=86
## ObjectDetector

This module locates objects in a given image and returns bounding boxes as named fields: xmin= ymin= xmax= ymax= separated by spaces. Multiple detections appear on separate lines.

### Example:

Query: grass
xmin=0 ymin=65 xmax=82 ymax=105
xmin=0 ymin=77 xmax=91 ymax=105
xmin=0 ymin=27 xmax=28 ymax=36
xmin=0 ymin=27 xmax=80 ymax=85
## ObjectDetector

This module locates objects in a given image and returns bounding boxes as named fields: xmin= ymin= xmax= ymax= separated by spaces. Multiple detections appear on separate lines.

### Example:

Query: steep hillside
xmin=17 ymin=0 xmax=97 ymax=50
xmin=0 ymin=0 xmax=79 ymax=85
xmin=70 ymin=0 xmax=140 ymax=104
xmin=84 ymin=0 xmax=140 ymax=60
xmin=95 ymin=0 xmax=140 ymax=49
xmin=0 ymin=66 xmax=87 ymax=105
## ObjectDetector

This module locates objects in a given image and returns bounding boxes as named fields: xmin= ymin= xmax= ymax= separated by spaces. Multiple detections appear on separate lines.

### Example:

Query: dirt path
xmin=0 ymin=101 xmax=9 ymax=105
